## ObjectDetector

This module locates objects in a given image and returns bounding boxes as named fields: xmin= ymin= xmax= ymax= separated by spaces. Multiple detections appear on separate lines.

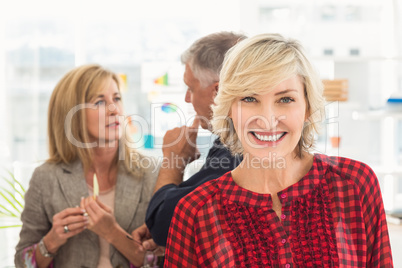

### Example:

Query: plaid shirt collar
xmin=219 ymin=153 xmax=329 ymax=207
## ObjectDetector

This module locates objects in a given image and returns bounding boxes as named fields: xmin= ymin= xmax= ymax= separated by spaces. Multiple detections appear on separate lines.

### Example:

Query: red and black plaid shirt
xmin=165 ymin=154 xmax=393 ymax=267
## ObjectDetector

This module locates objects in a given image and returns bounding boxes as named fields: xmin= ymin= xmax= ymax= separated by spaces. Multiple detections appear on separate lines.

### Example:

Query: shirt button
xmin=280 ymin=193 xmax=287 ymax=199
xmin=285 ymin=264 xmax=290 ymax=268
xmin=281 ymin=214 xmax=286 ymax=220
xmin=281 ymin=239 xmax=286 ymax=244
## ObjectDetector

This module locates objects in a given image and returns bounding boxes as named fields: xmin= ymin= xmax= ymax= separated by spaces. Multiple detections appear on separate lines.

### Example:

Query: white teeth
xmin=254 ymin=133 xmax=283 ymax=142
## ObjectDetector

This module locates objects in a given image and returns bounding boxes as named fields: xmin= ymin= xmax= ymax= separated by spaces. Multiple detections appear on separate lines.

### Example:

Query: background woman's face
xmin=85 ymin=77 xmax=124 ymax=144
xmin=231 ymin=75 xmax=307 ymax=161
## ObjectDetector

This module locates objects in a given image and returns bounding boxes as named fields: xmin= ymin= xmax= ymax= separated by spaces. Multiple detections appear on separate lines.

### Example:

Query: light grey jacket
xmin=15 ymin=158 xmax=158 ymax=268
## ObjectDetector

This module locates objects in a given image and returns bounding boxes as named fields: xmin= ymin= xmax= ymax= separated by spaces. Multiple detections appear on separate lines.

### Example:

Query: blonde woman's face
xmin=85 ymin=78 xmax=124 ymax=145
xmin=230 ymin=75 xmax=307 ymax=161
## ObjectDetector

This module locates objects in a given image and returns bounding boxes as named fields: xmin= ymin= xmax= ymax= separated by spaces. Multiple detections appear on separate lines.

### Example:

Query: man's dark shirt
xmin=145 ymin=138 xmax=241 ymax=247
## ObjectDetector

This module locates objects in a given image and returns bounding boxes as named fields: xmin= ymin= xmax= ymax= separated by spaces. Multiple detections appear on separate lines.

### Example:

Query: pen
xmin=93 ymin=173 xmax=99 ymax=199
xmin=126 ymin=234 xmax=142 ymax=246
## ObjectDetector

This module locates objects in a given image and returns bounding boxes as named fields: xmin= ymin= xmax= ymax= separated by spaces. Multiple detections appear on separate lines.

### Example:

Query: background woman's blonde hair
xmin=47 ymin=64 xmax=144 ymax=176
xmin=212 ymin=33 xmax=325 ymax=156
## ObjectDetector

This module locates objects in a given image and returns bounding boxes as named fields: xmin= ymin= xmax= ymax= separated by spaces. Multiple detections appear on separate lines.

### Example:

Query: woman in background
xmin=15 ymin=64 xmax=159 ymax=268
xmin=164 ymin=34 xmax=393 ymax=267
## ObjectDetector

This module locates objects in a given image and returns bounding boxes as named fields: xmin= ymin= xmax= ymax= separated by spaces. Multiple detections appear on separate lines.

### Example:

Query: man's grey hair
xmin=181 ymin=31 xmax=247 ymax=88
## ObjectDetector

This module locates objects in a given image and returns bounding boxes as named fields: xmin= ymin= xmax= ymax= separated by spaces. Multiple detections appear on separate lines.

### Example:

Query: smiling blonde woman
xmin=164 ymin=34 xmax=393 ymax=267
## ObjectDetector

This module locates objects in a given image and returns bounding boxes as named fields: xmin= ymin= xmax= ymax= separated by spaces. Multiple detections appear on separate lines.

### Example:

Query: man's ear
xmin=213 ymin=82 xmax=219 ymax=94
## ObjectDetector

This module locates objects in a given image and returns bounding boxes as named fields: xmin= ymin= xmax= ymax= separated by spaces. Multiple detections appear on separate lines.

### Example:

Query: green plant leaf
xmin=0 ymin=204 xmax=17 ymax=217
xmin=0 ymin=186 xmax=24 ymax=211
xmin=7 ymin=170 xmax=26 ymax=193
xmin=0 ymin=211 xmax=15 ymax=218
xmin=0 ymin=169 xmax=25 ymax=229
xmin=2 ymin=175 xmax=25 ymax=203
xmin=0 ymin=189 xmax=21 ymax=215
xmin=0 ymin=224 xmax=22 ymax=229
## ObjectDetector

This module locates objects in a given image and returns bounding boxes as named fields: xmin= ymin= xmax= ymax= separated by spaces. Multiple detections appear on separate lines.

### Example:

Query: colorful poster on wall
xmin=141 ymin=62 xmax=184 ymax=93
xmin=150 ymin=93 xmax=195 ymax=139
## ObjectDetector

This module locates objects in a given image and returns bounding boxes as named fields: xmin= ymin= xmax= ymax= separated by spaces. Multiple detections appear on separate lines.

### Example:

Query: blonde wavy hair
xmin=211 ymin=33 xmax=325 ymax=156
xmin=47 ymin=64 xmax=144 ymax=176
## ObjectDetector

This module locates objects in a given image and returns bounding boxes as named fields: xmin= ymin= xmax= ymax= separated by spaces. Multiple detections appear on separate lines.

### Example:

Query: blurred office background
xmin=0 ymin=0 xmax=402 ymax=266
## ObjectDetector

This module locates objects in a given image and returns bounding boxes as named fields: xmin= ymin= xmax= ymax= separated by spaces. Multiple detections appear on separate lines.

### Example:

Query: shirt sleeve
xmin=20 ymin=244 xmax=54 ymax=268
xmin=21 ymin=244 xmax=37 ymax=268
xmin=163 ymin=194 xmax=199 ymax=267
xmin=14 ymin=167 xmax=53 ymax=268
xmin=145 ymin=184 xmax=184 ymax=247
xmin=358 ymin=164 xmax=393 ymax=267
xmin=146 ymin=144 xmax=239 ymax=247
xmin=145 ymin=177 xmax=212 ymax=247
